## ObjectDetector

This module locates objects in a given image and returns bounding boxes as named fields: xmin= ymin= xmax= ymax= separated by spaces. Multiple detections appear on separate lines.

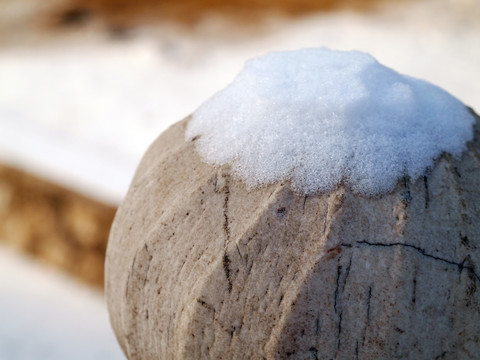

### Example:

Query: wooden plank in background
xmin=0 ymin=162 xmax=116 ymax=288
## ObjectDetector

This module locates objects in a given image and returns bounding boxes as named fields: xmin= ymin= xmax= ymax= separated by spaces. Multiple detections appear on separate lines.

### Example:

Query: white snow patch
xmin=0 ymin=245 xmax=124 ymax=360
xmin=0 ymin=41 xmax=234 ymax=204
xmin=0 ymin=0 xmax=478 ymax=202
xmin=186 ymin=48 xmax=475 ymax=195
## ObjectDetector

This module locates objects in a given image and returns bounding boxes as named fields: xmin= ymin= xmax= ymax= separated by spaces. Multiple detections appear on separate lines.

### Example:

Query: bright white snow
xmin=0 ymin=245 xmax=124 ymax=360
xmin=0 ymin=0 xmax=479 ymax=202
xmin=186 ymin=48 xmax=475 ymax=195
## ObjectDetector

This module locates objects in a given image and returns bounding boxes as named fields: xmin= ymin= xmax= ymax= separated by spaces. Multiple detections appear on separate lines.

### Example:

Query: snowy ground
xmin=0 ymin=245 xmax=124 ymax=360
xmin=0 ymin=0 xmax=479 ymax=204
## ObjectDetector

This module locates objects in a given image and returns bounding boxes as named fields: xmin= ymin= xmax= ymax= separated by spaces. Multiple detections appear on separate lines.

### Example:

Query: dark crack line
xmin=334 ymin=256 xmax=352 ymax=315
xmin=130 ymin=248 xmax=139 ymax=278
xmin=223 ymin=254 xmax=232 ymax=292
xmin=235 ymin=243 xmax=243 ymax=259
xmin=334 ymin=264 xmax=341 ymax=314
xmin=412 ymin=268 xmax=417 ymax=306
xmin=126 ymin=248 xmax=139 ymax=297
xmin=334 ymin=254 xmax=352 ymax=355
xmin=197 ymin=299 xmax=216 ymax=313
xmin=361 ymin=285 xmax=372 ymax=347
xmin=366 ymin=286 xmax=372 ymax=326
xmin=423 ymin=175 xmax=430 ymax=209
xmin=223 ymin=179 xmax=231 ymax=241
xmin=143 ymin=244 xmax=153 ymax=286
xmin=402 ymin=176 xmax=412 ymax=205
xmin=344 ymin=256 xmax=352 ymax=284
xmin=435 ymin=351 xmax=448 ymax=359
xmin=223 ymin=176 xmax=233 ymax=292
xmin=453 ymin=166 xmax=461 ymax=178
xmin=337 ymin=312 xmax=343 ymax=352
xmin=333 ymin=263 xmax=342 ymax=356
xmin=356 ymin=240 xmax=480 ymax=282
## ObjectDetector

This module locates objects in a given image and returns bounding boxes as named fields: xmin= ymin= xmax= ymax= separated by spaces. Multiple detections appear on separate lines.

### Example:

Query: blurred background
xmin=0 ymin=0 xmax=479 ymax=358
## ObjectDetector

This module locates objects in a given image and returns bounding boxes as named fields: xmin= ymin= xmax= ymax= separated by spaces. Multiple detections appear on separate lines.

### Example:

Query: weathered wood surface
xmin=106 ymin=111 xmax=480 ymax=359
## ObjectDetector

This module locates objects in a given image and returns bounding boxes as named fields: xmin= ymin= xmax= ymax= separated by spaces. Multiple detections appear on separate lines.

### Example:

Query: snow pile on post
xmin=106 ymin=49 xmax=480 ymax=359
xmin=187 ymin=48 xmax=474 ymax=195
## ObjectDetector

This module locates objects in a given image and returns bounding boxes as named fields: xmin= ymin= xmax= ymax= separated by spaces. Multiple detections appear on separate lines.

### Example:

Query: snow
xmin=187 ymin=48 xmax=474 ymax=195
xmin=0 ymin=245 xmax=124 ymax=360
xmin=0 ymin=1 xmax=478 ymax=358
xmin=0 ymin=42 xmax=234 ymax=204
xmin=0 ymin=0 xmax=479 ymax=202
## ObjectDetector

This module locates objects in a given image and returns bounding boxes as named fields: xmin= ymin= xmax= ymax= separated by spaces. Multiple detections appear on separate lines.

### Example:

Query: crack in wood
xmin=143 ymin=243 xmax=153 ymax=286
xmin=223 ymin=253 xmax=232 ymax=293
xmin=423 ymin=175 xmax=430 ymax=209
xmin=235 ymin=243 xmax=243 ymax=259
xmin=412 ymin=268 xmax=417 ymax=306
xmin=366 ymin=286 xmax=372 ymax=326
xmin=334 ymin=254 xmax=352 ymax=355
xmin=344 ymin=256 xmax=352 ymax=284
xmin=361 ymin=285 xmax=372 ymax=348
xmin=333 ymin=262 xmax=342 ymax=357
xmin=334 ymin=264 xmax=341 ymax=314
xmin=222 ymin=175 xmax=233 ymax=292
xmin=356 ymin=240 xmax=480 ymax=282
xmin=277 ymin=207 xmax=287 ymax=217
xmin=453 ymin=166 xmax=461 ymax=178
xmin=337 ymin=312 xmax=343 ymax=353
xmin=402 ymin=176 xmax=412 ymax=205
xmin=460 ymin=234 xmax=473 ymax=249
xmin=197 ymin=299 xmax=216 ymax=313
xmin=223 ymin=177 xmax=231 ymax=242
xmin=435 ymin=350 xmax=448 ymax=359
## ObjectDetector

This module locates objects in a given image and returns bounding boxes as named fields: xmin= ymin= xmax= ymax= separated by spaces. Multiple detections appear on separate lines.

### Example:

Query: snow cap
xmin=186 ymin=48 xmax=475 ymax=195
